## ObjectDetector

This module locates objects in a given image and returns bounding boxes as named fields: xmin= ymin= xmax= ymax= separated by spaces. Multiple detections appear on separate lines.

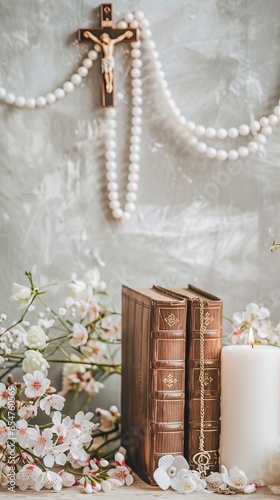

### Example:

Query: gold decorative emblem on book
xmin=199 ymin=373 xmax=213 ymax=386
xmin=164 ymin=313 xmax=179 ymax=327
xmin=203 ymin=311 xmax=214 ymax=327
xmin=163 ymin=373 xmax=177 ymax=388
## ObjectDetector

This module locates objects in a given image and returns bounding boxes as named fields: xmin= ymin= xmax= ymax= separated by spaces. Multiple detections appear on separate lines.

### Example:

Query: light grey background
xmin=1 ymin=0 xmax=280 ymax=408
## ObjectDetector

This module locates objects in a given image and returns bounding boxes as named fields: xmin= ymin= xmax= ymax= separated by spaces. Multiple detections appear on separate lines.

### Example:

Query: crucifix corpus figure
xmin=83 ymin=30 xmax=133 ymax=94
xmin=78 ymin=3 xmax=139 ymax=107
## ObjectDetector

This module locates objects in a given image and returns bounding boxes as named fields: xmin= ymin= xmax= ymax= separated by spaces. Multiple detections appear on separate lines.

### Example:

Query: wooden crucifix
xmin=78 ymin=3 xmax=139 ymax=107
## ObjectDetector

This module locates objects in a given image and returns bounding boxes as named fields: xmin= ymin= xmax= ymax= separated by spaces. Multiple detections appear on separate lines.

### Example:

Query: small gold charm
xmin=163 ymin=373 xmax=177 ymax=388
xmin=164 ymin=313 xmax=179 ymax=327
xmin=193 ymin=451 xmax=211 ymax=477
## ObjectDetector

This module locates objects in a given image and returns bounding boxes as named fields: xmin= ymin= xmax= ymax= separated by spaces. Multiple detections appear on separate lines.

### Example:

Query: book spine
xmin=150 ymin=302 xmax=187 ymax=479
xmin=186 ymin=299 xmax=223 ymax=471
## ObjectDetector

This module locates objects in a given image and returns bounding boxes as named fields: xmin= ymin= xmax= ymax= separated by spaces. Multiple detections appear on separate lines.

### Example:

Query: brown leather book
xmin=121 ymin=285 xmax=187 ymax=485
xmin=154 ymin=285 xmax=222 ymax=472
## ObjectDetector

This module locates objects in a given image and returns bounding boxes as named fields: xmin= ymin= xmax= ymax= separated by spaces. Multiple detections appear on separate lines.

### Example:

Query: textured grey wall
xmin=1 ymin=0 xmax=280 ymax=406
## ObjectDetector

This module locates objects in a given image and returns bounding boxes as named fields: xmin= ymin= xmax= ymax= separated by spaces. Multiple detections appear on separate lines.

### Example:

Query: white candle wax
xmin=220 ymin=345 xmax=280 ymax=486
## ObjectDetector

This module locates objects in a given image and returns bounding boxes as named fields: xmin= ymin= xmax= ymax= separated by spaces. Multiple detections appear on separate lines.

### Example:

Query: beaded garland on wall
xmin=0 ymin=6 xmax=279 ymax=222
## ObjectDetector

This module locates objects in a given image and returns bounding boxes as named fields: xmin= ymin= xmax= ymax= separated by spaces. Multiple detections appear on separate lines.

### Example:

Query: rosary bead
xmin=130 ymin=20 xmax=139 ymax=29
xmin=112 ymin=208 xmax=123 ymax=219
xmin=131 ymin=48 xmax=141 ymax=59
xmin=108 ymin=191 xmax=119 ymax=200
xmin=134 ymin=10 xmax=145 ymax=20
xmin=82 ymin=58 xmax=93 ymax=69
xmin=131 ymin=78 xmax=142 ymax=88
xmin=216 ymin=149 xmax=228 ymax=161
xmin=129 ymin=163 xmax=140 ymax=173
xmin=54 ymin=88 xmax=65 ymax=99
xmin=0 ymin=88 xmax=6 ymax=99
xmin=77 ymin=66 xmax=88 ymax=77
xmin=228 ymin=149 xmax=239 ymax=161
xmin=45 ymin=93 xmax=56 ymax=104
xmin=141 ymin=29 xmax=152 ymax=39
xmin=132 ymin=96 xmax=143 ymax=106
xmin=248 ymin=141 xmax=259 ymax=153
xmin=268 ymin=114 xmax=278 ymax=126
xmin=238 ymin=146 xmax=249 ymax=158
xmin=94 ymin=44 xmax=102 ymax=53
xmin=106 ymin=161 xmax=117 ymax=171
xmin=125 ymin=202 xmax=136 ymax=212
xmin=15 ymin=96 xmax=26 ymax=107
xmin=106 ymin=119 xmax=117 ymax=128
xmin=105 ymin=129 xmax=116 ymax=139
xmin=145 ymin=40 xmax=156 ymax=50
xmin=105 ymin=151 xmax=116 ymax=161
xmin=141 ymin=18 xmax=150 ymax=28
xmin=196 ymin=141 xmax=207 ymax=153
xmin=109 ymin=200 xmax=121 ymax=210
xmin=132 ymin=59 xmax=142 ymax=69
xmin=131 ymin=41 xmax=141 ymax=49
xmin=63 ymin=81 xmax=75 ymax=93
xmin=124 ymin=12 xmax=134 ymax=23
xmin=132 ymin=126 xmax=142 ymax=136
xmin=106 ymin=108 xmax=116 ymax=118
xmin=130 ymin=144 xmax=140 ymax=153
xmin=71 ymin=74 xmax=82 ymax=85
xmin=132 ymin=116 xmax=142 ymax=125
xmin=250 ymin=120 xmax=261 ymax=132
xmin=132 ymin=107 xmax=142 ymax=116
xmin=88 ymin=50 xmax=98 ymax=61
xmin=131 ymin=135 xmax=141 ymax=144
xmin=126 ymin=192 xmax=137 ymax=201
xmin=106 ymin=171 xmax=117 ymax=181
xmin=255 ymin=133 xmax=266 ymax=144
xmin=195 ymin=125 xmax=205 ymax=136
xmin=227 ymin=127 xmax=239 ymax=139
xmin=188 ymin=136 xmax=198 ymax=147
xmin=117 ymin=20 xmax=128 ymax=29
xmin=261 ymin=126 xmax=272 ymax=136
xmin=129 ymin=153 xmax=140 ymax=163
xmin=259 ymin=116 xmax=269 ymax=127
xmin=131 ymin=68 xmax=141 ymax=78
xmin=121 ymin=211 xmax=131 ymax=222
xmin=128 ymin=173 xmax=139 ymax=182
xmin=206 ymin=147 xmax=217 ymax=159
xmin=186 ymin=121 xmax=195 ymax=132
xmin=36 ymin=96 xmax=47 ymax=107
xmin=107 ymin=181 xmax=118 ymax=191
xmin=179 ymin=116 xmax=186 ymax=125
xmin=26 ymin=98 xmax=36 ymax=109
xmin=205 ymin=127 xmax=216 ymax=139
xmin=216 ymin=128 xmax=227 ymax=139
xmin=4 ymin=93 xmax=15 ymax=104
xmin=127 ymin=182 xmax=138 ymax=192
xmin=238 ymin=124 xmax=250 ymax=136
xmin=105 ymin=140 xmax=116 ymax=150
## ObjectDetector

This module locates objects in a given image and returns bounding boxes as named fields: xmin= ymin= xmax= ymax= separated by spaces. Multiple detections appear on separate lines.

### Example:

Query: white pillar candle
xmin=220 ymin=344 xmax=280 ymax=486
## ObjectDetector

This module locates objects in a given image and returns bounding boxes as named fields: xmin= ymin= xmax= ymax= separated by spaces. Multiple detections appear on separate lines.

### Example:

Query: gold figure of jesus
xmin=83 ymin=30 xmax=133 ymax=93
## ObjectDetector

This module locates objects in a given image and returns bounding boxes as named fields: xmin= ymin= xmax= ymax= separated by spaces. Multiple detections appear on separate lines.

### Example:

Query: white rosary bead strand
xmin=104 ymin=29 xmax=142 ymax=221
xmin=138 ymin=13 xmax=280 ymax=158
xmin=0 ymin=47 xmax=98 ymax=110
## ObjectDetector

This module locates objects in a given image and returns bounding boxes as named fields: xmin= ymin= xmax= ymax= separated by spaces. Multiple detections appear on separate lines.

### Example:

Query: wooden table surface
xmin=2 ymin=475 xmax=280 ymax=499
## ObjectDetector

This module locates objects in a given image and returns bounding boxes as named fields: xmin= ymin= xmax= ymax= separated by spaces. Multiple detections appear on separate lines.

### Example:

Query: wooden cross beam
xmin=78 ymin=3 xmax=139 ymax=107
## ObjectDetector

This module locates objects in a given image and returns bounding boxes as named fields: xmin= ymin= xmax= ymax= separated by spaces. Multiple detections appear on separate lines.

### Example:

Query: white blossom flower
xmin=43 ymin=443 xmax=69 ymax=468
xmin=74 ymin=411 xmax=98 ymax=433
xmin=84 ymin=269 xmax=101 ymax=289
xmin=22 ymin=350 xmax=50 ymax=376
xmin=38 ymin=318 xmax=55 ymax=330
xmin=153 ymin=454 xmax=189 ymax=490
xmin=221 ymin=465 xmax=248 ymax=490
xmin=23 ymin=370 xmax=50 ymax=398
xmin=100 ymin=316 xmax=120 ymax=340
xmin=16 ymin=464 xmax=43 ymax=491
xmin=51 ymin=411 xmax=74 ymax=440
xmin=0 ymin=462 xmax=10 ymax=487
xmin=206 ymin=471 xmax=227 ymax=492
xmin=0 ymin=420 xmax=8 ymax=445
xmin=81 ymin=339 xmax=106 ymax=363
xmin=101 ymin=478 xmax=122 ymax=492
xmin=171 ymin=468 xmax=207 ymax=494
xmin=229 ymin=303 xmax=274 ymax=345
xmin=16 ymin=419 xmax=38 ymax=447
xmin=40 ymin=394 xmax=65 ymax=415
xmin=80 ymin=476 xmax=102 ymax=493
xmin=32 ymin=427 xmax=53 ymax=457
xmin=18 ymin=403 xmax=38 ymax=419
xmin=67 ymin=433 xmax=92 ymax=462
xmin=41 ymin=470 xmax=63 ymax=491
xmin=58 ymin=307 xmax=66 ymax=316
xmin=0 ymin=383 xmax=9 ymax=407
xmin=68 ymin=280 xmax=87 ymax=298
xmin=10 ymin=282 xmax=33 ymax=310
xmin=23 ymin=325 xmax=49 ymax=350
xmin=69 ymin=323 xmax=88 ymax=347
xmin=58 ymin=470 xmax=75 ymax=487
xmin=107 ymin=453 xmax=133 ymax=486
xmin=95 ymin=407 xmax=119 ymax=432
